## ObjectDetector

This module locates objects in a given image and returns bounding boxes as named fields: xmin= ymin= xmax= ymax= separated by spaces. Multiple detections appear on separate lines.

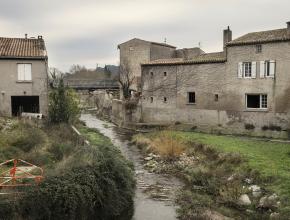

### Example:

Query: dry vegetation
xmin=146 ymin=131 xmax=186 ymax=159
xmin=133 ymin=130 xmax=290 ymax=219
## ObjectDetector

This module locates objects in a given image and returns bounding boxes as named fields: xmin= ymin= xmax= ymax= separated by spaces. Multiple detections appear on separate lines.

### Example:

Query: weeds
xmin=133 ymin=130 xmax=286 ymax=219
xmin=148 ymin=131 xmax=186 ymax=159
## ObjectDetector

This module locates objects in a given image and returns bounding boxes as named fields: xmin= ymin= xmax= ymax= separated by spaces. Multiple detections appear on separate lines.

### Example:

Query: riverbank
xmin=133 ymin=130 xmax=290 ymax=219
xmin=80 ymin=114 xmax=182 ymax=220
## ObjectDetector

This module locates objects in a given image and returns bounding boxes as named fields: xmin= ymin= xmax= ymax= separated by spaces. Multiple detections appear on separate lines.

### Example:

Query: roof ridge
xmin=244 ymin=28 xmax=286 ymax=35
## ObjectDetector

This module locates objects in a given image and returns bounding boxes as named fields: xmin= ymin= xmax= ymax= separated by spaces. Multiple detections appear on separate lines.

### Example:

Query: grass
xmin=134 ymin=130 xmax=290 ymax=218
xmin=78 ymin=126 xmax=112 ymax=147
xmin=169 ymin=131 xmax=290 ymax=197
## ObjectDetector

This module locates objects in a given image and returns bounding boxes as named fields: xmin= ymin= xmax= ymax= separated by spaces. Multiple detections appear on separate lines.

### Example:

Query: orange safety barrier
xmin=0 ymin=159 xmax=44 ymax=189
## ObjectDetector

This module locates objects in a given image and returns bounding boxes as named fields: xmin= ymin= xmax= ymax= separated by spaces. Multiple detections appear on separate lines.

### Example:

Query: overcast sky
xmin=0 ymin=0 xmax=289 ymax=72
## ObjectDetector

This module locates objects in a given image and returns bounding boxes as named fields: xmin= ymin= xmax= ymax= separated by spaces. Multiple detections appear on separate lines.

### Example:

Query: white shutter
xmin=17 ymin=64 xmax=25 ymax=81
xmin=238 ymin=62 xmax=243 ymax=78
xmin=24 ymin=64 xmax=32 ymax=81
xmin=260 ymin=61 xmax=265 ymax=78
xmin=269 ymin=60 xmax=275 ymax=78
xmin=251 ymin=62 xmax=256 ymax=78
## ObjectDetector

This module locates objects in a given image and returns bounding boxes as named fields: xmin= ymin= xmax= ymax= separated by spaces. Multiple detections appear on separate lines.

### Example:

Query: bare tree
xmin=69 ymin=64 xmax=87 ymax=74
xmin=118 ymin=60 xmax=135 ymax=100
xmin=49 ymin=67 xmax=63 ymax=88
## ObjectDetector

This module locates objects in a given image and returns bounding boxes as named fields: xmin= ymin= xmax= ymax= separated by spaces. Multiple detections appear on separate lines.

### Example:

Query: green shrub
xmin=1 ymin=132 xmax=135 ymax=220
xmin=47 ymin=143 xmax=72 ymax=161
xmin=48 ymin=78 xmax=80 ymax=124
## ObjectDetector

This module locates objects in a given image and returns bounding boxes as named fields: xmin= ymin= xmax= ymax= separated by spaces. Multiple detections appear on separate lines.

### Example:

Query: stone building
xmin=119 ymin=22 xmax=290 ymax=138
xmin=118 ymin=38 xmax=176 ymax=91
xmin=0 ymin=35 xmax=48 ymax=116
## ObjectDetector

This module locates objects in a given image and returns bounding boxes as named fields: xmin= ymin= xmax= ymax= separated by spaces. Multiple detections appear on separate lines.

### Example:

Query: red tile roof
xmin=0 ymin=37 xmax=47 ymax=59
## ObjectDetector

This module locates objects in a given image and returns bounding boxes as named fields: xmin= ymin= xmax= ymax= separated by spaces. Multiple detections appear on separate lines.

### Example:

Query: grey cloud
xmin=0 ymin=0 xmax=289 ymax=71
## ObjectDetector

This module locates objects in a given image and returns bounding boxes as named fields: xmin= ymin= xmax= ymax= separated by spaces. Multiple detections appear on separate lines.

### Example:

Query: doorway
xmin=11 ymin=96 xmax=40 ymax=116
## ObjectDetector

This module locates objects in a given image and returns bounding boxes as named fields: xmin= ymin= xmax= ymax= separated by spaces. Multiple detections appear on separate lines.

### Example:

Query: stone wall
xmin=119 ymin=39 xmax=176 ymax=92
xmin=119 ymin=39 xmax=151 ymax=91
xmin=79 ymin=90 xmax=117 ymax=119
xmin=111 ymin=99 xmax=142 ymax=127
xmin=140 ymin=41 xmax=290 ymax=138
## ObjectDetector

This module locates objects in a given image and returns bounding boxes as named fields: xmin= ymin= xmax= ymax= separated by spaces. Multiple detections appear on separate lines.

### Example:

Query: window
xmin=244 ymin=62 xmax=252 ymax=78
xmin=260 ymin=60 xmax=275 ymax=78
xmin=256 ymin=44 xmax=262 ymax=53
xmin=188 ymin=92 xmax=195 ymax=104
xmin=129 ymin=47 xmax=134 ymax=51
xmin=17 ymin=64 xmax=32 ymax=81
xmin=150 ymin=97 xmax=153 ymax=103
xmin=214 ymin=94 xmax=219 ymax=102
xmin=164 ymin=72 xmax=167 ymax=77
xmin=238 ymin=62 xmax=256 ymax=79
xmin=246 ymin=94 xmax=267 ymax=109
xmin=150 ymin=72 xmax=154 ymax=78
xmin=265 ymin=61 xmax=270 ymax=76
xmin=163 ymin=97 xmax=167 ymax=103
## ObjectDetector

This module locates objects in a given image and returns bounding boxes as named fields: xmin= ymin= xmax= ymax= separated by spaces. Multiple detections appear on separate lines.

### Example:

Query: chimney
xmin=287 ymin=21 xmax=290 ymax=35
xmin=25 ymin=34 xmax=28 ymax=39
xmin=223 ymin=26 xmax=232 ymax=49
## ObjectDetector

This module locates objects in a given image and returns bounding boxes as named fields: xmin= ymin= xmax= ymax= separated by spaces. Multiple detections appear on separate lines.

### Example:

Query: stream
xmin=80 ymin=114 xmax=182 ymax=220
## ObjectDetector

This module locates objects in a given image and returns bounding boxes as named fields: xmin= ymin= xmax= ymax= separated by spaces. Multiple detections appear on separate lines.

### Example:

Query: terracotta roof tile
xmin=142 ymin=52 xmax=226 ymax=66
xmin=0 ymin=37 xmax=47 ymax=59
xmin=227 ymin=28 xmax=290 ymax=46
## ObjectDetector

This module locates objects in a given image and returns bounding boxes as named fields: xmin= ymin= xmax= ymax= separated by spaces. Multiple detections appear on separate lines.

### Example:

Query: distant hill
xmin=63 ymin=65 xmax=119 ymax=82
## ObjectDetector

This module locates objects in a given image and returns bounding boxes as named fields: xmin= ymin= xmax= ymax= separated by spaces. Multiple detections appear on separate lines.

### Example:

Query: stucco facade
xmin=138 ymin=23 xmax=290 ymax=138
xmin=0 ymin=36 xmax=48 ymax=117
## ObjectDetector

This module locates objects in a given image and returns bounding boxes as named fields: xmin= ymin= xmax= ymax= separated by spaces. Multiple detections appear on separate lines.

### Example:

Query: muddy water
xmin=80 ymin=114 xmax=181 ymax=220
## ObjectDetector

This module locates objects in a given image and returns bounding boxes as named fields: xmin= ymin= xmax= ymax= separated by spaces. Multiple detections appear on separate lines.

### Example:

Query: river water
xmin=80 ymin=114 xmax=181 ymax=220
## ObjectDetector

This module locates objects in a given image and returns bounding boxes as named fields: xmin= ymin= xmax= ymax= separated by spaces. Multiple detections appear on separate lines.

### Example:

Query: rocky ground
xmin=134 ymin=133 xmax=285 ymax=220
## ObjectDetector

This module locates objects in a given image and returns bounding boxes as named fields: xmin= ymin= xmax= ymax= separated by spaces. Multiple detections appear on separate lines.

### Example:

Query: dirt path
xmin=80 ymin=114 xmax=182 ymax=220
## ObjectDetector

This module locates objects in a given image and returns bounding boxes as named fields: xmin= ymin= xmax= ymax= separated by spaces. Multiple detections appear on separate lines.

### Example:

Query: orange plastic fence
xmin=0 ymin=159 xmax=44 ymax=189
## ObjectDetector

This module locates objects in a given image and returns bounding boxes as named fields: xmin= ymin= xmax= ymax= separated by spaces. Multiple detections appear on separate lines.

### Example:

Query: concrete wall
xmin=140 ymin=42 xmax=290 ymax=138
xmin=0 ymin=59 xmax=48 ymax=116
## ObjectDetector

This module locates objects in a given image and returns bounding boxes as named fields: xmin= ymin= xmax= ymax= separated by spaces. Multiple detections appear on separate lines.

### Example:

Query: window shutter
xmin=18 ymin=64 xmax=25 ymax=81
xmin=269 ymin=60 xmax=276 ymax=77
xmin=251 ymin=61 xmax=256 ymax=78
xmin=24 ymin=64 xmax=32 ymax=81
xmin=238 ymin=62 xmax=243 ymax=78
xmin=260 ymin=61 xmax=265 ymax=78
